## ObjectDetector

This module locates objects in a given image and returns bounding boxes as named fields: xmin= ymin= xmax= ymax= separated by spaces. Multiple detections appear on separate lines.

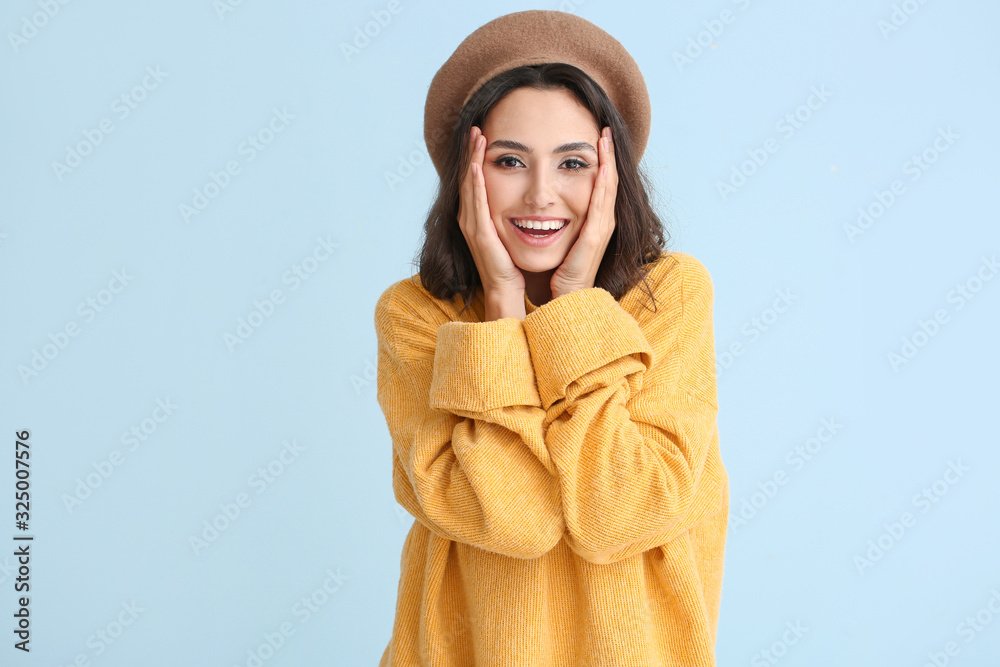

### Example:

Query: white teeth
xmin=512 ymin=219 xmax=566 ymax=230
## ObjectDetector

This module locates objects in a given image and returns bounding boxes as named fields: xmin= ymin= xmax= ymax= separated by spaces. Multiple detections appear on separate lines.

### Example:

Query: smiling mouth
xmin=509 ymin=218 xmax=568 ymax=235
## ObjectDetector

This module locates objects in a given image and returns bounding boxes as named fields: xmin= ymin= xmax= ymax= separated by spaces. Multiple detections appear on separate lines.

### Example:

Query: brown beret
xmin=423 ymin=10 xmax=651 ymax=180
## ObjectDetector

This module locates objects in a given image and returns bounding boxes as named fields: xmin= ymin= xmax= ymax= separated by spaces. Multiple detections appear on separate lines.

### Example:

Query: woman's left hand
xmin=550 ymin=126 xmax=618 ymax=299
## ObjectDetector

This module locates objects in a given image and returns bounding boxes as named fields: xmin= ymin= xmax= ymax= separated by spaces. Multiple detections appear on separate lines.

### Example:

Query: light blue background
xmin=1 ymin=1 xmax=998 ymax=665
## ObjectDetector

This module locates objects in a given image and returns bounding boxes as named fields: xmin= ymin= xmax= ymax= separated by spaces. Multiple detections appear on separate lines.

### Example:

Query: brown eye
xmin=492 ymin=156 xmax=522 ymax=169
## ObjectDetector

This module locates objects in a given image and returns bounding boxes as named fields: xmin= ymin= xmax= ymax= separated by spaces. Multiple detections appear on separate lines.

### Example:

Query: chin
xmin=511 ymin=252 xmax=566 ymax=274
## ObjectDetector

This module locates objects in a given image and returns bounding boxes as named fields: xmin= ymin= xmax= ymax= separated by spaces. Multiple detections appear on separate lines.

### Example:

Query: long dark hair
xmin=414 ymin=63 xmax=672 ymax=316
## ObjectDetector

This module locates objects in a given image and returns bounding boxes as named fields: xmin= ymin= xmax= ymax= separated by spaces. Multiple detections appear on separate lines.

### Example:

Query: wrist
xmin=484 ymin=290 xmax=526 ymax=321
xmin=550 ymin=284 xmax=581 ymax=300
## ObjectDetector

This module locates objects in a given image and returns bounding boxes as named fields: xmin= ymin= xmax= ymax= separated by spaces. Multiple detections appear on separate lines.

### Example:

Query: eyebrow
xmin=485 ymin=139 xmax=597 ymax=154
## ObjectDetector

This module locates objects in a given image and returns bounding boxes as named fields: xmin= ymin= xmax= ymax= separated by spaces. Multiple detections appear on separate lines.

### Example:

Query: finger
xmin=604 ymin=127 xmax=617 ymax=172
xmin=599 ymin=163 xmax=617 ymax=236
xmin=465 ymin=130 xmax=485 ymax=190
xmin=459 ymin=129 xmax=481 ymax=230
xmin=601 ymin=128 xmax=618 ymax=230
xmin=472 ymin=135 xmax=488 ymax=201
xmin=582 ymin=164 xmax=607 ymax=243
xmin=596 ymin=166 xmax=608 ymax=227
xmin=595 ymin=128 xmax=614 ymax=205
xmin=600 ymin=150 xmax=618 ymax=230
xmin=474 ymin=131 xmax=487 ymax=180
xmin=461 ymin=127 xmax=479 ymax=181
xmin=473 ymin=149 xmax=493 ymax=238
xmin=472 ymin=126 xmax=485 ymax=158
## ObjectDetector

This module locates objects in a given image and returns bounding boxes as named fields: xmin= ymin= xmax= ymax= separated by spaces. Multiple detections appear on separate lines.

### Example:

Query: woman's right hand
xmin=457 ymin=126 xmax=525 ymax=299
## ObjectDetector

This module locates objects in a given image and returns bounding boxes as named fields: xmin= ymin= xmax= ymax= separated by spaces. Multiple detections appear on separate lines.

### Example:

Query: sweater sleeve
xmin=522 ymin=256 xmax=722 ymax=565
xmin=374 ymin=283 xmax=564 ymax=559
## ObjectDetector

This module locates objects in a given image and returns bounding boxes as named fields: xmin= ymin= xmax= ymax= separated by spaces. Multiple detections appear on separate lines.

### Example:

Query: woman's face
xmin=480 ymin=87 xmax=601 ymax=274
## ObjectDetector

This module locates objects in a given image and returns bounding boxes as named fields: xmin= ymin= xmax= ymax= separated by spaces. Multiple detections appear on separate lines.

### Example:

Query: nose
xmin=523 ymin=166 xmax=556 ymax=210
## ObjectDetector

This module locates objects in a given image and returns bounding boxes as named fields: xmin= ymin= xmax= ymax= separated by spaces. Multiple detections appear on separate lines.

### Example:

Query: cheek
xmin=565 ymin=177 xmax=596 ymax=213
xmin=481 ymin=171 xmax=511 ymax=219
xmin=480 ymin=170 xmax=498 ymax=206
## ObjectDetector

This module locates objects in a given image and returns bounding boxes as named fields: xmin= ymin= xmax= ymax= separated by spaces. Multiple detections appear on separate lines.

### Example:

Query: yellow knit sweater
xmin=375 ymin=251 xmax=728 ymax=666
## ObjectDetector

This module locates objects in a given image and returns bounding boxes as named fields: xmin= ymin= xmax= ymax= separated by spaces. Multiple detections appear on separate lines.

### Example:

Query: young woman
xmin=375 ymin=10 xmax=729 ymax=666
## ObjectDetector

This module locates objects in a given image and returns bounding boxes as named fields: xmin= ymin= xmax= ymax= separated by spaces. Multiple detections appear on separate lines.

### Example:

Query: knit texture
xmin=375 ymin=251 xmax=728 ymax=666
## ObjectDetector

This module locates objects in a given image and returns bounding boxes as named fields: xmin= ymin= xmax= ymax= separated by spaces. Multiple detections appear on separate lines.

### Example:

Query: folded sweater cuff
xmin=429 ymin=317 xmax=542 ymax=413
xmin=523 ymin=288 xmax=654 ymax=408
